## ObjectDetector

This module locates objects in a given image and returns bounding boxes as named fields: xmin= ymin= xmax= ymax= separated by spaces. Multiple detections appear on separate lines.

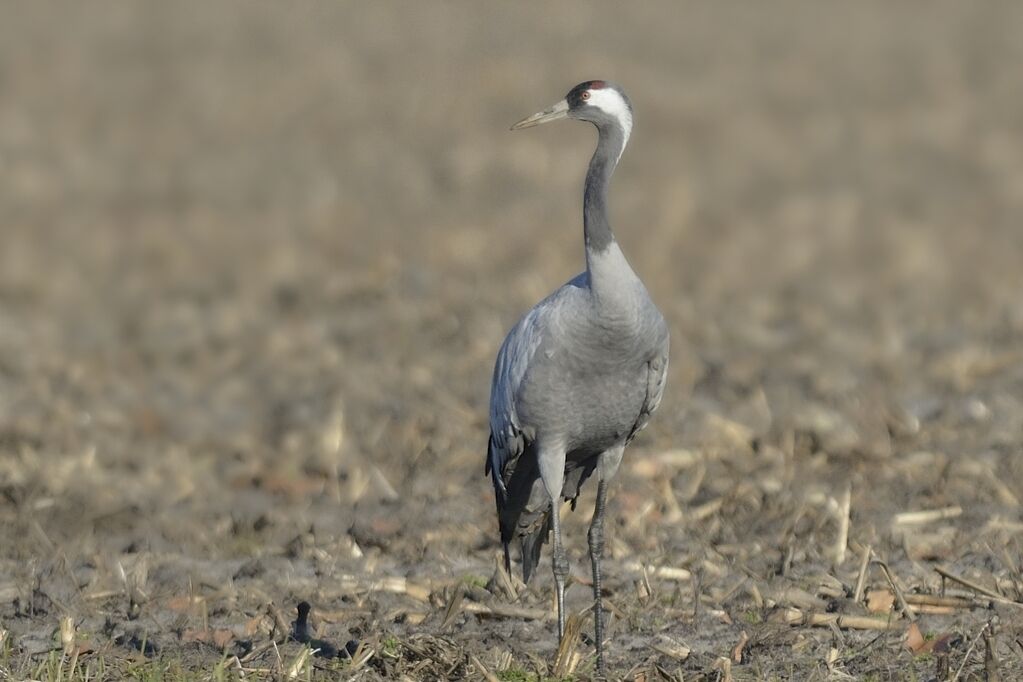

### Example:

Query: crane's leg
xmin=549 ymin=494 xmax=569 ymax=641
xmin=590 ymin=446 xmax=623 ymax=679
xmin=537 ymin=443 xmax=568 ymax=642
xmin=588 ymin=478 xmax=609 ymax=677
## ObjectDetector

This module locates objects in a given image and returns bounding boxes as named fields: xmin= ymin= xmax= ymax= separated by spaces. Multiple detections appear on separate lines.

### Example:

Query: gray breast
xmin=515 ymin=291 xmax=663 ymax=456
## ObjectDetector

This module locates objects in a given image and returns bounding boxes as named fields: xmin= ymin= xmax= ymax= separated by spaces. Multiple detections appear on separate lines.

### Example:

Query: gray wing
xmin=485 ymin=277 xmax=588 ymax=579
xmin=485 ymin=304 xmax=544 ymax=499
xmin=627 ymin=328 xmax=670 ymax=444
xmin=485 ymin=274 xmax=587 ymax=498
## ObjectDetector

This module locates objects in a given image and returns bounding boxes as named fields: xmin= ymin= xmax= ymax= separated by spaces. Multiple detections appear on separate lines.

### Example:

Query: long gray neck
xmin=583 ymin=122 xmax=641 ymax=309
xmin=583 ymin=123 xmax=625 ymax=259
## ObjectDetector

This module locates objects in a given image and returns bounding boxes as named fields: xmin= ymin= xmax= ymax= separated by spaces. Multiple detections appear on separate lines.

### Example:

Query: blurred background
xmin=2 ymin=1 xmax=1023 ymax=676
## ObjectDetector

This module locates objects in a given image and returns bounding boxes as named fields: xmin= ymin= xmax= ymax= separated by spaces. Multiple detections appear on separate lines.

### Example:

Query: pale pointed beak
xmin=510 ymin=98 xmax=569 ymax=130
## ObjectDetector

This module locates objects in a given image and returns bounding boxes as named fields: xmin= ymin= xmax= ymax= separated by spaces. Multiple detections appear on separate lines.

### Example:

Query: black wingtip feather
xmin=486 ymin=436 xmax=508 ymax=502
xmin=519 ymin=512 xmax=551 ymax=584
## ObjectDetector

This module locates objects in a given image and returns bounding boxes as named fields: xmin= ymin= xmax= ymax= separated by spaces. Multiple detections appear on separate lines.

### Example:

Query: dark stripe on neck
xmin=584 ymin=123 xmax=625 ymax=254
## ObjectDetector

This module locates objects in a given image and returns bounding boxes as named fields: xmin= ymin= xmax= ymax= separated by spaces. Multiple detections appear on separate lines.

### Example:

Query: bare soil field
xmin=3 ymin=2 xmax=1023 ymax=680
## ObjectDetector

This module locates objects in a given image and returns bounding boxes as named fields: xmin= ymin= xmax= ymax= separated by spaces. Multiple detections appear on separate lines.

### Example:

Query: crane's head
xmin=511 ymin=80 xmax=633 ymax=141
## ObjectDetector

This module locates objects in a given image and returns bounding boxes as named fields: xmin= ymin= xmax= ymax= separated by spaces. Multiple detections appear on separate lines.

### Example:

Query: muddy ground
xmin=3 ymin=2 xmax=1023 ymax=680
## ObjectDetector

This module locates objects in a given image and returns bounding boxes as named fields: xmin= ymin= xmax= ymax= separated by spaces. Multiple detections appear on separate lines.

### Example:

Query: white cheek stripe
xmin=587 ymin=88 xmax=632 ymax=158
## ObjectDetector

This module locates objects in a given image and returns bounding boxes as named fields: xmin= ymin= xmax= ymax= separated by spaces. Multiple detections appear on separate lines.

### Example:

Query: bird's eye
xmin=581 ymin=91 xmax=590 ymax=101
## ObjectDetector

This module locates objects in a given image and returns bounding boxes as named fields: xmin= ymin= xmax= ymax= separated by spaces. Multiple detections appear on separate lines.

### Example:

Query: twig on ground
xmin=623 ymin=560 xmax=692 ymax=582
xmin=893 ymin=506 xmax=962 ymax=525
xmin=765 ymin=583 xmax=827 ymax=611
xmin=904 ymin=593 xmax=989 ymax=609
xmin=935 ymin=566 xmax=1023 ymax=607
xmin=874 ymin=559 xmax=916 ymax=622
xmin=552 ymin=612 xmax=583 ymax=677
xmin=230 ymin=655 xmax=246 ymax=679
xmin=440 ymin=586 xmax=464 ymax=630
xmin=491 ymin=553 xmax=518 ymax=600
xmin=951 ymin=620 xmax=994 ymax=682
xmin=731 ymin=631 xmax=749 ymax=663
xmin=267 ymin=603 xmax=291 ymax=643
xmin=852 ymin=544 xmax=872 ymax=603
xmin=461 ymin=601 xmax=549 ymax=620
xmin=331 ymin=575 xmax=433 ymax=602
xmin=651 ymin=635 xmax=691 ymax=661
xmin=240 ymin=641 xmax=276 ymax=665
xmin=286 ymin=646 xmax=311 ymax=679
xmin=774 ymin=608 xmax=900 ymax=631
xmin=986 ymin=618 xmax=1001 ymax=682
xmin=833 ymin=485 xmax=851 ymax=566
xmin=714 ymin=655 xmax=733 ymax=682
xmin=470 ymin=653 xmax=501 ymax=682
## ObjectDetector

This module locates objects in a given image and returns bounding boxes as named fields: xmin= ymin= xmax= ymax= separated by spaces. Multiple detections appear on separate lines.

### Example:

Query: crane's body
xmin=490 ymin=254 xmax=667 ymax=568
xmin=485 ymin=81 xmax=669 ymax=677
